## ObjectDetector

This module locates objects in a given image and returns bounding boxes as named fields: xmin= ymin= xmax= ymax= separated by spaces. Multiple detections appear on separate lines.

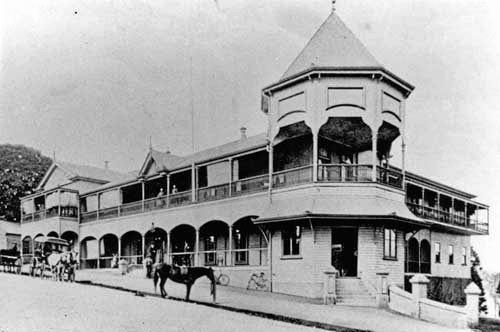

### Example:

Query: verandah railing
xmin=21 ymin=206 xmax=78 ymax=224
xmin=406 ymin=202 xmax=484 ymax=232
xmin=77 ymin=165 xmax=404 ymax=224
xmin=317 ymin=164 xmax=372 ymax=182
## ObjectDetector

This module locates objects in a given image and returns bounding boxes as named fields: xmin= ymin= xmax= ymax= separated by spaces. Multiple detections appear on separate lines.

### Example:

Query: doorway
xmin=331 ymin=227 xmax=358 ymax=277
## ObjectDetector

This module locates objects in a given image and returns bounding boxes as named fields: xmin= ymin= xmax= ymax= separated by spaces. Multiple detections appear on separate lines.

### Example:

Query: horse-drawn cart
xmin=30 ymin=236 xmax=77 ymax=281
xmin=0 ymin=246 xmax=21 ymax=274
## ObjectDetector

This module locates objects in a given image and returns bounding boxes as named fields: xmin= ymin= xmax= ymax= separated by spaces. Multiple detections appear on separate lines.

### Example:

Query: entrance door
xmin=331 ymin=227 xmax=358 ymax=277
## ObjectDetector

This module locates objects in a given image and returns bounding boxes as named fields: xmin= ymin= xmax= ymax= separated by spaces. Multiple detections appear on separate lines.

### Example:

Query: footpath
xmin=75 ymin=269 xmax=470 ymax=332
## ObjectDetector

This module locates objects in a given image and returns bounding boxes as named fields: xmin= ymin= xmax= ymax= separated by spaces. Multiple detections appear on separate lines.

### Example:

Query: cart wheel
xmin=218 ymin=274 xmax=230 ymax=286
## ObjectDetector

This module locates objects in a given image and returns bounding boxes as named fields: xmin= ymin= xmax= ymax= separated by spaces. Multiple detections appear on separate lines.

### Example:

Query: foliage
xmin=427 ymin=277 xmax=469 ymax=305
xmin=405 ymin=275 xmax=470 ymax=305
xmin=471 ymin=248 xmax=488 ymax=314
xmin=0 ymin=144 xmax=51 ymax=222
xmin=478 ymin=317 xmax=500 ymax=332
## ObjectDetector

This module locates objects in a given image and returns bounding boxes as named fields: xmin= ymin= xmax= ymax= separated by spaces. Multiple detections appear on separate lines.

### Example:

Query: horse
xmin=59 ymin=251 xmax=78 ymax=282
xmin=153 ymin=263 xmax=216 ymax=302
xmin=47 ymin=252 xmax=65 ymax=281
xmin=31 ymin=253 xmax=46 ymax=278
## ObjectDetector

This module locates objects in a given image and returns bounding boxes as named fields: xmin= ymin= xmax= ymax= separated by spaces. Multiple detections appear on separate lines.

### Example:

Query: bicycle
xmin=246 ymin=272 xmax=268 ymax=291
xmin=214 ymin=269 xmax=230 ymax=286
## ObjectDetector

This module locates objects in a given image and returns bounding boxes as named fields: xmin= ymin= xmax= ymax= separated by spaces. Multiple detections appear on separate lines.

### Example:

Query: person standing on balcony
xmin=157 ymin=188 xmax=165 ymax=207
xmin=172 ymin=185 xmax=178 ymax=194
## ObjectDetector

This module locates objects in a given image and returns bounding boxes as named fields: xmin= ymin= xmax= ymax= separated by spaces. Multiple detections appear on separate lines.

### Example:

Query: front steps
xmin=335 ymin=278 xmax=376 ymax=306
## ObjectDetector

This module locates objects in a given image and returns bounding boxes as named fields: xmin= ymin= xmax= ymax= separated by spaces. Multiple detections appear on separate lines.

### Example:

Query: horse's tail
xmin=208 ymin=267 xmax=216 ymax=302
xmin=153 ymin=265 xmax=159 ymax=293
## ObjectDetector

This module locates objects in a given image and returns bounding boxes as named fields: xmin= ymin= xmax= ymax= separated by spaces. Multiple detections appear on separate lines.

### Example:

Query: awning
xmin=254 ymin=195 xmax=428 ymax=228
xmin=33 ymin=236 xmax=69 ymax=246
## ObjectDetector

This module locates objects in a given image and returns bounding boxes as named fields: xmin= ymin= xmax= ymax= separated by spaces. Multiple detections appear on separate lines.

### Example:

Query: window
xmin=384 ymin=229 xmax=397 ymax=259
xmin=434 ymin=242 xmax=441 ymax=263
xmin=282 ymin=226 xmax=301 ymax=256
xmin=448 ymin=245 xmax=454 ymax=264
xmin=462 ymin=247 xmax=467 ymax=265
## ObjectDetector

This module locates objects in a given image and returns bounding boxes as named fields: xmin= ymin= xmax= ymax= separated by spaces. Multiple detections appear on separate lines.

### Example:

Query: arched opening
xmin=232 ymin=216 xmax=267 ymax=266
xmin=61 ymin=231 xmax=78 ymax=251
xmin=120 ymin=231 xmax=143 ymax=265
xmin=80 ymin=236 xmax=98 ymax=269
xmin=199 ymin=220 xmax=229 ymax=266
xmin=22 ymin=236 xmax=33 ymax=264
xmin=33 ymin=233 xmax=44 ymax=254
xmin=406 ymin=237 xmax=419 ymax=273
xmin=47 ymin=231 xmax=59 ymax=238
xmin=144 ymin=227 xmax=168 ymax=264
xmin=170 ymin=224 xmax=196 ymax=266
xmin=420 ymin=240 xmax=431 ymax=274
xmin=318 ymin=117 xmax=372 ymax=182
xmin=273 ymin=121 xmax=313 ymax=187
xmin=99 ymin=234 xmax=119 ymax=268
xmin=376 ymin=121 xmax=402 ymax=188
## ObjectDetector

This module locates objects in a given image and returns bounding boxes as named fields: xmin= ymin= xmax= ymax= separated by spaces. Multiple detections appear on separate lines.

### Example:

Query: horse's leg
xmin=185 ymin=283 xmax=192 ymax=301
xmin=159 ymin=277 xmax=167 ymax=298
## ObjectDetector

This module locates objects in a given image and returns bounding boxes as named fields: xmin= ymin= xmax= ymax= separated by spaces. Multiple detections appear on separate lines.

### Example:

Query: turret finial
xmin=332 ymin=0 xmax=336 ymax=12
xmin=149 ymin=136 xmax=153 ymax=152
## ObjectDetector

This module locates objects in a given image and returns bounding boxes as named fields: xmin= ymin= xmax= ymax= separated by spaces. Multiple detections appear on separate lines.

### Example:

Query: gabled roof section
xmin=281 ymin=12 xmax=382 ymax=81
xmin=140 ymin=133 xmax=268 ymax=176
xmin=36 ymin=161 xmax=129 ymax=191
xmin=138 ymin=150 xmax=184 ymax=176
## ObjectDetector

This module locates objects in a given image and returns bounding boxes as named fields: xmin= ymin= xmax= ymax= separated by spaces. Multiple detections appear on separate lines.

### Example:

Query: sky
xmin=1 ymin=0 xmax=500 ymax=270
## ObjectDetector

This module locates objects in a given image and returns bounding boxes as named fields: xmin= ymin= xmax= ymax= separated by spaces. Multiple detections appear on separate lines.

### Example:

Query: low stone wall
xmin=389 ymin=285 xmax=469 ymax=329
xmin=388 ymin=285 xmax=415 ymax=316
xmin=419 ymin=297 xmax=467 ymax=329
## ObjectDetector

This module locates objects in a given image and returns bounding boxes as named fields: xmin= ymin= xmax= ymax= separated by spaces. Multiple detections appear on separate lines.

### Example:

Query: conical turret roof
xmin=281 ymin=11 xmax=382 ymax=81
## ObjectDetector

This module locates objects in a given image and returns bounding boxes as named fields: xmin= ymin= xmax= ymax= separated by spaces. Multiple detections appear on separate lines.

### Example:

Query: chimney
xmin=240 ymin=126 xmax=247 ymax=140
xmin=104 ymin=161 xmax=109 ymax=169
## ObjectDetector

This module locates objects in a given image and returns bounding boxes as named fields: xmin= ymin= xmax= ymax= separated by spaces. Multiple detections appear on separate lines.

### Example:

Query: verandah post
xmin=228 ymin=225 xmax=232 ymax=266
xmin=194 ymin=228 xmax=199 ymax=266
xmin=312 ymin=131 xmax=318 ymax=182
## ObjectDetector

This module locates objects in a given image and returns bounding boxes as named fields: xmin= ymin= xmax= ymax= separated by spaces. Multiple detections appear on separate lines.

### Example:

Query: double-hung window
xmin=282 ymin=226 xmax=301 ymax=256
xmin=448 ymin=245 xmax=454 ymax=264
xmin=384 ymin=229 xmax=397 ymax=259
xmin=434 ymin=242 xmax=441 ymax=263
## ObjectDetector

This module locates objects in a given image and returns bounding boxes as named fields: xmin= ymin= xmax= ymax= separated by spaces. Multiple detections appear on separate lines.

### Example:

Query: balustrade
xmin=197 ymin=183 xmax=230 ymax=203
xmin=230 ymin=174 xmax=269 ymax=196
xmin=318 ymin=164 xmax=372 ymax=182
xmin=272 ymin=165 xmax=312 ymax=188
xmin=376 ymin=166 xmax=403 ymax=188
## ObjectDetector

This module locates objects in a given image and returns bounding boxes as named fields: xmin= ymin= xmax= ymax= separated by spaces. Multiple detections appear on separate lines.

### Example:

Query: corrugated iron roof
xmin=281 ymin=12 xmax=382 ymax=81
xmin=151 ymin=133 xmax=268 ymax=171
xmin=57 ymin=161 xmax=130 ymax=183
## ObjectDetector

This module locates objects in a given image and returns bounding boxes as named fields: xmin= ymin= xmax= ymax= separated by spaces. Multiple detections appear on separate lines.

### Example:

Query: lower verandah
xmin=77 ymin=221 xmax=417 ymax=298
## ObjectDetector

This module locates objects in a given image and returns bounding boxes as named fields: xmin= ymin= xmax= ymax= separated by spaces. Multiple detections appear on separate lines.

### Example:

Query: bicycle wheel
xmin=218 ymin=274 xmax=230 ymax=286
xmin=247 ymin=279 xmax=257 ymax=290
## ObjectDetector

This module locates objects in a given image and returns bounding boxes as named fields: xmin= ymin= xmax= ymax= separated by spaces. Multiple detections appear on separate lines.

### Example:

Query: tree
xmin=471 ymin=247 xmax=488 ymax=314
xmin=0 ymin=144 xmax=52 ymax=222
